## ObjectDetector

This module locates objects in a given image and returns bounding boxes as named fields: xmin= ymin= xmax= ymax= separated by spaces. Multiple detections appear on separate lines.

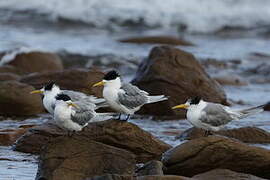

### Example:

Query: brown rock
xmin=213 ymin=75 xmax=248 ymax=86
xmin=193 ymin=169 xmax=267 ymax=180
xmin=177 ymin=127 xmax=270 ymax=144
xmin=8 ymin=51 xmax=63 ymax=74
xmin=0 ymin=81 xmax=43 ymax=116
xmin=36 ymin=136 xmax=135 ymax=180
xmin=20 ymin=68 xmax=104 ymax=97
xmin=0 ymin=125 xmax=34 ymax=146
xmin=162 ymin=136 xmax=270 ymax=179
xmin=132 ymin=46 xmax=227 ymax=117
xmin=119 ymin=36 xmax=193 ymax=46
xmin=88 ymin=175 xmax=192 ymax=180
xmin=14 ymin=120 xmax=171 ymax=163
xmin=0 ymin=72 xmax=20 ymax=81
xmin=0 ymin=65 xmax=23 ymax=75
xmin=136 ymin=160 xmax=164 ymax=176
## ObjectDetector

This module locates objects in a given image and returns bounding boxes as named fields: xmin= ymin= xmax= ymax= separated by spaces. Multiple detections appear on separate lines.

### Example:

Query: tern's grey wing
xmin=62 ymin=90 xmax=107 ymax=109
xmin=70 ymin=101 xmax=95 ymax=126
xmin=118 ymin=83 xmax=148 ymax=109
xmin=200 ymin=103 xmax=234 ymax=127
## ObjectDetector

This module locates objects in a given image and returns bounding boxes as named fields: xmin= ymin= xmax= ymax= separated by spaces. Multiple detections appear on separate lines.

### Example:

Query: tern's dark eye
xmin=55 ymin=94 xmax=71 ymax=101
xmin=103 ymin=70 xmax=120 ymax=80
xmin=190 ymin=96 xmax=201 ymax=105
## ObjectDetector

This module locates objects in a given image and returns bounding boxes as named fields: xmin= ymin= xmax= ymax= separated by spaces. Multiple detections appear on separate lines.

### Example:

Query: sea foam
xmin=0 ymin=0 xmax=270 ymax=33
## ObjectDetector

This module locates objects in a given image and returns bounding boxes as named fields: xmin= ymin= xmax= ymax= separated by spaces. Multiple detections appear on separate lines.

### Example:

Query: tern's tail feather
xmin=92 ymin=112 xmax=117 ymax=122
xmin=147 ymin=95 xmax=168 ymax=104
xmin=95 ymin=100 xmax=109 ymax=109
xmin=238 ymin=103 xmax=267 ymax=119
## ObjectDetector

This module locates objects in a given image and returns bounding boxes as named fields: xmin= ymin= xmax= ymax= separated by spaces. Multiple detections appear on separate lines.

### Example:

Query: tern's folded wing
xmin=118 ymin=83 xmax=148 ymax=109
xmin=63 ymin=90 xmax=106 ymax=104
xmin=70 ymin=101 xmax=95 ymax=126
xmin=200 ymin=103 xmax=234 ymax=127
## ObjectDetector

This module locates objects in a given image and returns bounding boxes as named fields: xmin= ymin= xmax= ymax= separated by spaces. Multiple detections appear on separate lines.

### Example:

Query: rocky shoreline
xmin=0 ymin=45 xmax=269 ymax=180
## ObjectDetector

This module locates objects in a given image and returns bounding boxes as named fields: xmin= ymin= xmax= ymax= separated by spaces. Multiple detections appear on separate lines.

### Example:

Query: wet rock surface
xmin=177 ymin=127 xmax=270 ymax=143
xmin=0 ymin=65 xmax=24 ymax=75
xmin=7 ymin=51 xmax=63 ymax=74
xmin=0 ymin=72 xmax=20 ymax=81
xmin=193 ymin=169 xmax=266 ymax=180
xmin=0 ymin=81 xmax=44 ymax=116
xmin=88 ymin=175 xmax=192 ymax=180
xmin=0 ymin=125 xmax=34 ymax=146
xmin=132 ymin=46 xmax=227 ymax=117
xmin=119 ymin=36 xmax=193 ymax=46
xmin=20 ymin=68 xmax=105 ymax=97
xmin=36 ymin=136 xmax=135 ymax=180
xmin=14 ymin=120 xmax=171 ymax=163
xmin=162 ymin=136 xmax=270 ymax=179
xmin=136 ymin=160 xmax=164 ymax=176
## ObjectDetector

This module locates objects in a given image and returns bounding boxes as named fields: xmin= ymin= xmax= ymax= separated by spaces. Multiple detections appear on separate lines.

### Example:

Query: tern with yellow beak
xmin=172 ymin=96 xmax=267 ymax=135
xmin=54 ymin=93 xmax=112 ymax=132
xmin=31 ymin=82 xmax=107 ymax=115
xmin=93 ymin=70 xmax=168 ymax=120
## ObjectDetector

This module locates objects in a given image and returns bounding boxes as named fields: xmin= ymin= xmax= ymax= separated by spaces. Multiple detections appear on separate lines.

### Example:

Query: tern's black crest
xmin=189 ymin=96 xmax=201 ymax=105
xmin=44 ymin=81 xmax=55 ymax=91
xmin=103 ymin=70 xmax=120 ymax=80
xmin=56 ymin=94 xmax=71 ymax=101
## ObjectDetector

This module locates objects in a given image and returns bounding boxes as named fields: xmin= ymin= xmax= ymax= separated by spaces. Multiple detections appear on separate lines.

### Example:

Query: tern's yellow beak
xmin=92 ymin=81 xmax=105 ymax=87
xmin=30 ymin=90 xmax=44 ymax=94
xmin=172 ymin=104 xmax=189 ymax=109
xmin=67 ymin=102 xmax=79 ymax=108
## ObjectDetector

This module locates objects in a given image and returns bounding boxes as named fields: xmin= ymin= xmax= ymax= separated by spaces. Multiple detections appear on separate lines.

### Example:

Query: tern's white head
xmin=172 ymin=96 xmax=203 ymax=110
xmin=30 ymin=82 xmax=60 ymax=96
xmin=92 ymin=70 xmax=121 ymax=89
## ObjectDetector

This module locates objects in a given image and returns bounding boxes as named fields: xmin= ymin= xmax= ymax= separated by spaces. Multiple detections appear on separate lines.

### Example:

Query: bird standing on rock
xmin=172 ymin=96 xmax=267 ymax=136
xmin=53 ymin=93 xmax=112 ymax=133
xmin=93 ymin=70 xmax=168 ymax=121
xmin=30 ymin=82 xmax=107 ymax=115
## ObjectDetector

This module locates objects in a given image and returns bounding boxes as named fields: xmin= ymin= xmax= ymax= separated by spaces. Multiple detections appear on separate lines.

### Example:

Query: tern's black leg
xmin=117 ymin=113 xmax=122 ymax=120
xmin=124 ymin=114 xmax=130 ymax=121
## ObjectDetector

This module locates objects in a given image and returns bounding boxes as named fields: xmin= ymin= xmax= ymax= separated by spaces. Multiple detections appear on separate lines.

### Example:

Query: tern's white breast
xmin=186 ymin=102 xmax=207 ymax=129
xmin=43 ymin=93 xmax=56 ymax=114
xmin=54 ymin=103 xmax=82 ymax=131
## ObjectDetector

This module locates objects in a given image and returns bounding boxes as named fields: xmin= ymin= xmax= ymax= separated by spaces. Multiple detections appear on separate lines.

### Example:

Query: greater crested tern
xmin=54 ymin=93 xmax=112 ymax=132
xmin=172 ymin=96 xmax=267 ymax=135
xmin=30 ymin=82 xmax=107 ymax=114
xmin=93 ymin=70 xmax=168 ymax=120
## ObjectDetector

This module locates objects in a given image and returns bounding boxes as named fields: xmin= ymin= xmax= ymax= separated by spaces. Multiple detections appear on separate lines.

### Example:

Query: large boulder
xmin=119 ymin=36 xmax=193 ymax=46
xmin=162 ymin=136 xmax=270 ymax=179
xmin=0 ymin=65 xmax=23 ymax=75
xmin=136 ymin=160 xmax=164 ymax=176
xmin=14 ymin=120 xmax=171 ymax=163
xmin=20 ymin=68 xmax=104 ymax=97
xmin=0 ymin=125 xmax=35 ymax=146
xmin=0 ymin=81 xmax=44 ymax=116
xmin=132 ymin=46 xmax=227 ymax=117
xmin=88 ymin=175 xmax=192 ymax=180
xmin=6 ymin=51 xmax=63 ymax=74
xmin=0 ymin=72 xmax=20 ymax=81
xmin=36 ymin=137 xmax=135 ymax=180
xmin=177 ymin=127 xmax=270 ymax=143
xmin=193 ymin=169 xmax=266 ymax=180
